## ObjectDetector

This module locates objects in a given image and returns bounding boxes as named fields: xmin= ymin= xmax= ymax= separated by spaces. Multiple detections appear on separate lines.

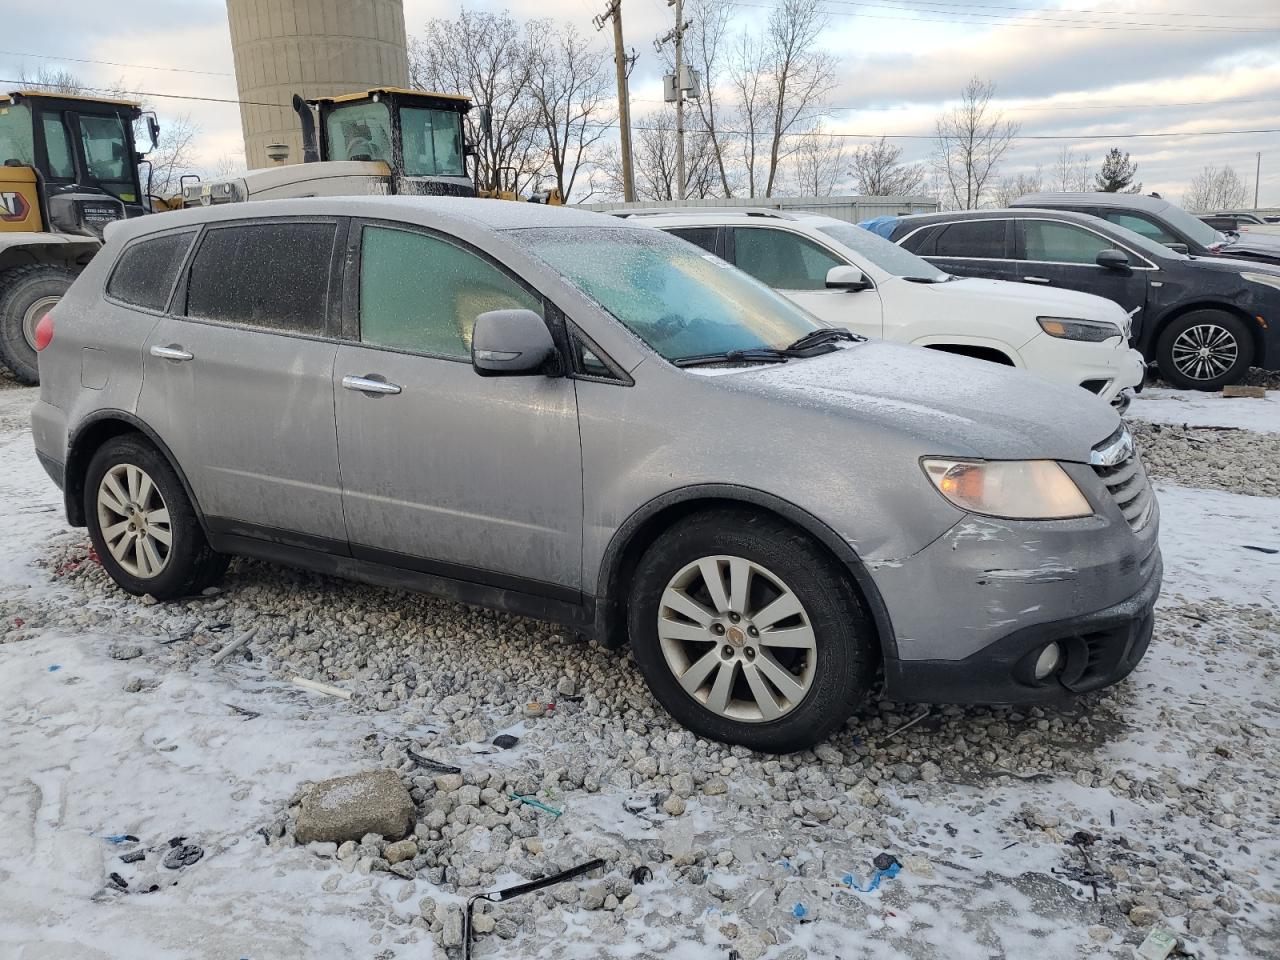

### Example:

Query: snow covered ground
xmin=1129 ymin=387 xmax=1278 ymax=434
xmin=1 ymin=380 xmax=1276 ymax=960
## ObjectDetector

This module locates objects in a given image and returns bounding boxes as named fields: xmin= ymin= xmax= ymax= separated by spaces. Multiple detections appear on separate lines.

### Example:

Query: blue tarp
xmin=857 ymin=215 xmax=901 ymax=239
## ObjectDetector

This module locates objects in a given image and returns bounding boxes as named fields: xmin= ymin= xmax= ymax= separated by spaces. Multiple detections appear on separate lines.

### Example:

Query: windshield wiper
xmin=783 ymin=326 xmax=862 ymax=354
xmin=673 ymin=348 xmax=791 ymax=367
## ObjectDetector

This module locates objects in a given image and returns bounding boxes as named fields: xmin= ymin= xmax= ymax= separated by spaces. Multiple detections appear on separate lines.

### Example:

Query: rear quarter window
xmin=933 ymin=220 xmax=1008 ymax=259
xmin=106 ymin=230 xmax=196 ymax=311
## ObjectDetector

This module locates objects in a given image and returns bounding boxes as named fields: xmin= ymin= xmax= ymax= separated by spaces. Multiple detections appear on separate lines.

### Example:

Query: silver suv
xmin=31 ymin=197 xmax=1162 ymax=752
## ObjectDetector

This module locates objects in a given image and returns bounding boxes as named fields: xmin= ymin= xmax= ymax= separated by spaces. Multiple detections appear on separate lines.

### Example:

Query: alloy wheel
xmin=1170 ymin=323 xmax=1239 ymax=382
xmin=657 ymin=555 xmax=817 ymax=723
xmin=96 ymin=463 xmax=172 ymax=579
xmin=22 ymin=295 xmax=60 ymax=351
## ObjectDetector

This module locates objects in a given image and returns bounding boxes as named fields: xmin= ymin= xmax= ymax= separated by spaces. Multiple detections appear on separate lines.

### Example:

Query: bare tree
xmin=411 ymin=12 xmax=544 ymax=196
xmin=849 ymin=136 xmax=926 ymax=196
xmin=1051 ymin=145 xmax=1091 ymax=192
xmin=727 ymin=31 xmax=771 ymax=198
xmin=147 ymin=114 xmax=200 ymax=197
xmin=991 ymin=165 xmax=1044 ymax=207
xmin=684 ymin=0 xmax=738 ymax=196
xmin=761 ymin=0 xmax=838 ymax=197
xmin=602 ymin=107 xmax=715 ymax=201
xmin=786 ymin=123 xmax=845 ymax=196
xmin=1183 ymin=165 xmax=1249 ymax=212
xmin=18 ymin=66 xmax=88 ymax=94
xmin=932 ymin=76 xmax=1019 ymax=210
xmin=527 ymin=21 xmax=613 ymax=202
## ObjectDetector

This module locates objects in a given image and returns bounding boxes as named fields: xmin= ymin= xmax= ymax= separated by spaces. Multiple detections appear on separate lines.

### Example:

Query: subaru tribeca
xmin=31 ymin=197 xmax=1161 ymax=752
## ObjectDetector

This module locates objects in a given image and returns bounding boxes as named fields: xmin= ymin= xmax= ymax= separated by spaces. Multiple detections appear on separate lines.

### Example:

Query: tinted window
xmin=107 ymin=231 xmax=195 ymax=310
xmin=1099 ymin=212 xmax=1177 ymax=245
xmin=359 ymin=225 xmax=542 ymax=359
xmin=41 ymin=114 xmax=75 ymax=179
xmin=186 ymin=221 xmax=335 ymax=333
xmin=1200 ymin=216 xmax=1235 ymax=231
xmin=666 ymin=227 xmax=718 ymax=254
xmin=933 ymin=220 xmax=1007 ymax=259
xmin=733 ymin=228 xmax=843 ymax=290
xmin=1020 ymin=221 xmax=1113 ymax=264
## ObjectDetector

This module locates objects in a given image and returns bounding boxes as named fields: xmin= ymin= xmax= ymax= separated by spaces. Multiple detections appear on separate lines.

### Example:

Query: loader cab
xmin=0 ymin=90 xmax=149 ymax=237
xmin=313 ymin=88 xmax=475 ymax=197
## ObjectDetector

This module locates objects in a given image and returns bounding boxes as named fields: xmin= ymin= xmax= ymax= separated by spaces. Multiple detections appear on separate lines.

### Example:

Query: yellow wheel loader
xmin=183 ymin=87 xmax=562 ymax=207
xmin=0 ymin=90 xmax=159 ymax=383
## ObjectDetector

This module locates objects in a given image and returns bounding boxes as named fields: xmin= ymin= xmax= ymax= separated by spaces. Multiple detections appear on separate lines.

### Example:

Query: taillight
xmin=34 ymin=313 xmax=54 ymax=351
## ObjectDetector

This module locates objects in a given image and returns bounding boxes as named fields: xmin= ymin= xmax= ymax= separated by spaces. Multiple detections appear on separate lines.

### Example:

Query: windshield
xmin=512 ymin=227 xmax=821 ymax=362
xmin=401 ymin=106 xmax=465 ymax=177
xmin=0 ymin=101 xmax=34 ymax=166
xmin=816 ymin=221 xmax=948 ymax=281
xmin=325 ymin=101 xmax=393 ymax=162
xmin=1157 ymin=201 xmax=1223 ymax=248
xmin=1099 ymin=219 xmax=1189 ymax=262
xmin=78 ymin=113 xmax=136 ymax=201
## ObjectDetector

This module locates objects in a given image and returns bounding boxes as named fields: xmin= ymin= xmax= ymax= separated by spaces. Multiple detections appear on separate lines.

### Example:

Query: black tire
xmin=628 ymin=509 xmax=875 ymax=753
xmin=0 ymin=263 xmax=78 ymax=385
xmin=85 ymin=435 xmax=228 ymax=600
xmin=1155 ymin=310 xmax=1254 ymax=391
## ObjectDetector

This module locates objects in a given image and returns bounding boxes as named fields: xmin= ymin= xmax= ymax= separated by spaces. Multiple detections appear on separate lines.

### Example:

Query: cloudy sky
xmin=4 ymin=0 xmax=1279 ymax=204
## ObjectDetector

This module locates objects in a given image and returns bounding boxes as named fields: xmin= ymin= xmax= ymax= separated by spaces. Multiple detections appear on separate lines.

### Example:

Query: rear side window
xmin=107 ymin=231 xmax=195 ymax=311
xmin=1020 ymin=221 xmax=1112 ymax=264
xmin=933 ymin=220 xmax=1007 ymax=259
xmin=185 ymin=221 xmax=335 ymax=333
xmin=359 ymin=225 xmax=542 ymax=359
xmin=666 ymin=227 xmax=718 ymax=254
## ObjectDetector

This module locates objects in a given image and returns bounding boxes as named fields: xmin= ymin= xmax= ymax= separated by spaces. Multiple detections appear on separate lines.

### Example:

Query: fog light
xmin=1033 ymin=642 xmax=1063 ymax=680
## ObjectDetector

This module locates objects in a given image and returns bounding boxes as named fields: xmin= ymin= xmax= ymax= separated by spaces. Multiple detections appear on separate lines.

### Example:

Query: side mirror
xmin=1166 ymin=242 xmax=1189 ymax=255
xmin=1095 ymin=249 xmax=1130 ymax=271
xmin=826 ymin=265 xmax=870 ymax=291
xmin=145 ymin=113 xmax=160 ymax=152
xmin=471 ymin=309 xmax=559 ymax=377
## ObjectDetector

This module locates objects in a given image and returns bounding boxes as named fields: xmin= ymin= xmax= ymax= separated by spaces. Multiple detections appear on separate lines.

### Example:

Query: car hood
xmin=1214 ymin=233 xmax=1280 ymax=262
xmin=713 ymin=340 xmax=1120 ymax=463
xmin=1185 ymin=253 xmax=1280 ymax=278
xmin=919 ymin=275 xmax=1126 ymax=323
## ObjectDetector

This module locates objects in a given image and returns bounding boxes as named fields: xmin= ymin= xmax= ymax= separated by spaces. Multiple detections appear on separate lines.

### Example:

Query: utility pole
xmin=1255 ymin=152 xmax=1262 ymax=210
xmin=656 ymin=4 xmax=694 ymax=200
xmin=594 ymin=0 xmax=636 ymax=202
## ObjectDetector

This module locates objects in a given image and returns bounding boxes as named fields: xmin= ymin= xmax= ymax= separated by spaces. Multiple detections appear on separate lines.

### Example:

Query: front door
xmin=333 ymin=222 xmax=584 ymax=594
xmin=137 ymin=218 xmax=347 ymax=547
xmin=729 ymin=226 xmax=883 ymax=338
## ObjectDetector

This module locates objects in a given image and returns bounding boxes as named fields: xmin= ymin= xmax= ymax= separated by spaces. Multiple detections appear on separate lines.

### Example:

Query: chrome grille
xmin=1091 ymin=426 xmax=1155 ymax=532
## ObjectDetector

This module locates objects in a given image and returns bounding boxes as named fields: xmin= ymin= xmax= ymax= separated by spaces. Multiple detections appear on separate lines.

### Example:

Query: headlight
xmin=921 ymin=459 xmax=1092 ymax=520
xmin=1242 ymin=272 xmax=1280 ymax=293
xmin=1037 ymin=317 xmax=1123 ymax=342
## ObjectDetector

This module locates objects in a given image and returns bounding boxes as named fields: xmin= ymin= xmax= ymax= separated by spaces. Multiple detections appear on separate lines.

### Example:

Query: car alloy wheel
xmin=657 ymin=555 xmax=817 ymax=722
xmin=1169 ymin=323 xmax=1239 ymax=382
xmin=96 ymin=462 xmax=173 ymax=579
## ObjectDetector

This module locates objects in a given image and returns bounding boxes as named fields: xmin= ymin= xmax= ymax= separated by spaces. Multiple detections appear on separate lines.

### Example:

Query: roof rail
xmin=609 ymin=206 xmax=799 ymax=220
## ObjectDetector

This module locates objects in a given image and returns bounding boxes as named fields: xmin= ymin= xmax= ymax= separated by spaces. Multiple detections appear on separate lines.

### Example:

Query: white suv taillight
xmin=34 ymin=313 xmax=54 ymax=351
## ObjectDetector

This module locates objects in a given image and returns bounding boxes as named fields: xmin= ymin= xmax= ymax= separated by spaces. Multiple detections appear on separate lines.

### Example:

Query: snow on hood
xmin=934 ymin=276 xmax=1128 ymax=324
xmin=712 ymin=341 xmax=1121 ymax=463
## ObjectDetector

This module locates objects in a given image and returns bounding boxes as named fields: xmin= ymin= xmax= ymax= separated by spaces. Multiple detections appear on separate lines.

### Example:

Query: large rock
xmin=294 ymin=771 xmax=415 ymax=845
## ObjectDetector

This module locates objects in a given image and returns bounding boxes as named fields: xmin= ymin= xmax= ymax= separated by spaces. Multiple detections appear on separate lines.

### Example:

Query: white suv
xmin=627 ymin=209 xmax=1146 ymax=408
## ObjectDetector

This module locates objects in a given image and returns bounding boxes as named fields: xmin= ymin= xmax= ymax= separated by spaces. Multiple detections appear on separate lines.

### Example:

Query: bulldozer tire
xmin=0 ymin=263 xmax=78 ymax=385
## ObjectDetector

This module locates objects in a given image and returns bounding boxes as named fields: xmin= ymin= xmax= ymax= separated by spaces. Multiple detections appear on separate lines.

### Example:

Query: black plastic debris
xmin=873 ymin=852 xmax=900 ymax=872
xmin=1242 ymin=545 xmax=1279 ymax=554
xmin=630 ymin=865 xmax=653 ymax=886
xmin=163 ymin=843 xmax=204 ymax=869
xmin=462 ymin=858 xmax=605 ymax=960
xmin=108 ymin=872 xmax=128 ymax=890
xmin=491 ymin=734 xmax=519 ymax=750
xmin=406 ymin=748 xmax=461 ymax=775
xmin=120 ymin=849 xmax=145 ymax=864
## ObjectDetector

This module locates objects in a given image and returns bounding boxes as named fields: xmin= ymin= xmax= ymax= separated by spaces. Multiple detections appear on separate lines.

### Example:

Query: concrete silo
xmin=226 ymin=0 xmax=409 ymax=169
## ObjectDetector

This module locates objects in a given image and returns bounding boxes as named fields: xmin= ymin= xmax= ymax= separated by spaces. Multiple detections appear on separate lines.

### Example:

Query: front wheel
xmin=0 ymin=263 xmax=78 ymax=385
xmin=628 ymin=509 xmax=875 ymax=753
xmin=1156 ymin=310 xmax=1254 ymax=391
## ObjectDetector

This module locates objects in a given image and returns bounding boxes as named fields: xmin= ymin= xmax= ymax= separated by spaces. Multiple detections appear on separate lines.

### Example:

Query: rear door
xmin=917 ymin=218 xmax=1019 ymax=282
xmin=1013 ymin=217 xmax=1149 ymax=321
xmin=137 ymin=217 xmax=348 ymax=548
xmin=728 ymin=225 xmax=883 ymax=338
xmin=333 ymin=221 xmax=583 ymax=594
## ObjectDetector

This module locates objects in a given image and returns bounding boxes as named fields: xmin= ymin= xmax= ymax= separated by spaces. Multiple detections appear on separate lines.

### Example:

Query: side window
xmin=572 ymin=334 xmax=613 ymax=379
xmin=933 ymin=220 xmax=1007 ymax=259
xmin=666 ymin=227 xmax=718 ymax=255
xmin=41 ymin=114 xmax=75 ymax=179
xmin=732 ymin=228 xmax=843 ymax=291
xmin=1020 ymin=221 xmax=1112 ymax=264
xmin=106 ymin=231 xmax=195 ymax=311
xmin=359 ymin=225 xmax=543 ymax=359
xmin=898 ymin=225 xmax=937 ymax=254
xmin=1100 ymin=212 xmax=1177 ymax=245
xmin=186 ymin=221 xmax=336 ymax=333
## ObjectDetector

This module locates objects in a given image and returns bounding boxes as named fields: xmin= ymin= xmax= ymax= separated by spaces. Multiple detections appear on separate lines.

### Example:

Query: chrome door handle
xmin=1022 ymin=276 xmax=1051 ymax=284
xmin=342 ymin=374 xmax=401 ymax=395
xmin=149 ymin=344 xmax=193 ymax=361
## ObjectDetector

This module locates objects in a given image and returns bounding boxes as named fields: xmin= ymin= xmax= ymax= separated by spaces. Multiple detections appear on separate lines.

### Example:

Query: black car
xmin=1199 ymin=212 xmax=1269 ymax=234
xmin=1010 ymin=192 xmax=1280 ymax=268
xmin=878 ymin=207 xmax=1280 ymax=390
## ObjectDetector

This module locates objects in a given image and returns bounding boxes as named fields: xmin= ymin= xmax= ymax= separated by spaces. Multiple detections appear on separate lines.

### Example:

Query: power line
xmin=633 ymin=94 xmax=1280 ymax=113
xmin=857 ymin=0 xmax=1280 ymax=21
xmin=0 ymin=78 xmax=274 ymax=108
xmin=0 ymin=50 xmax=233 ymax=78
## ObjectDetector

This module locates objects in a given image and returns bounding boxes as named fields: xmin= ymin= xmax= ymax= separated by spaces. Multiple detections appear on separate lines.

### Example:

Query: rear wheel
xmin=628 ymin=509 xmax=875 ymax=753
xmin=85 ymin=435 xmax=228 ymax=599
xmin=1156 ymin=310 xmax=1253 ymax=391
xmin=0 ymin=264 xmax=77 ymax=385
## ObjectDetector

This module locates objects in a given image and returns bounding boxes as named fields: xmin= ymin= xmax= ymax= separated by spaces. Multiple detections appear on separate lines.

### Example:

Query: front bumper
xmin=1019 ymin=335 xmax=1146 ymax=402
xmin=883 ymin=548 xmax=1161 ymax=705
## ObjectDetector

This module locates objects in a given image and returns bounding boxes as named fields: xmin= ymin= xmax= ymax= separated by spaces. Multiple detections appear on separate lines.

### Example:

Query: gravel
xmin=1129 ymin=419 xmax=1280 ymax=498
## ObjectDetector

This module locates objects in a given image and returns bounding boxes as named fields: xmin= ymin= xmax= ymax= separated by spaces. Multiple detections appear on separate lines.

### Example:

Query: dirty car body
xmin=31 ymin=197 xmax=1161 ymax=750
